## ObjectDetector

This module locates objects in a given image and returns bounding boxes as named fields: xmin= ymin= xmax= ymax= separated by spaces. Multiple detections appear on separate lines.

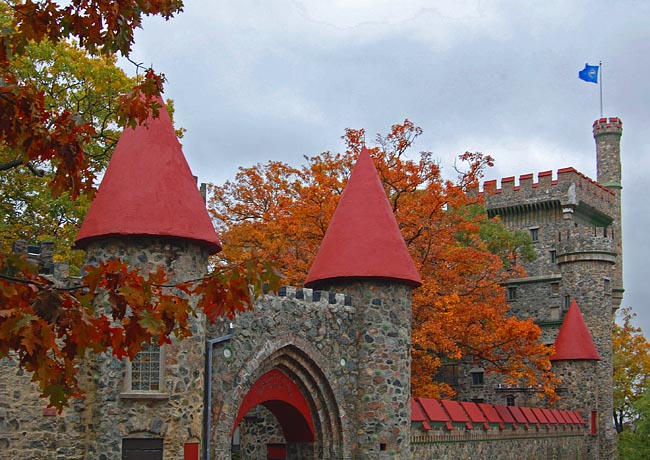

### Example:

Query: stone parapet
xmin=556 ymin=226 xmax=616 ymax=264
xmin=483 ymin=168 xmax=615 ymax=224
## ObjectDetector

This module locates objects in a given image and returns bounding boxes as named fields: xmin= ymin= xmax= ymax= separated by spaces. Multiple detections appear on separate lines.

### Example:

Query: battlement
xmin=483 ymin=168 xmax=614 ymax=202
xmin=11 ymin=240 xmax=70 ymax=280
xmin=275 ymin=285 xmax=353 ymax=307
xmin=482 ymin=168 xmax=615 ymax=224
xmin=593 ymin=117 xmax=623 ymax=137
xmin=556 ymin=226 xmax=616 ymax=264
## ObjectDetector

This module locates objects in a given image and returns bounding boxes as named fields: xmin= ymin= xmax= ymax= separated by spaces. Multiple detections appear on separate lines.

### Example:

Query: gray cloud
xmin=123 ymin=0 xmax=650 ymax=331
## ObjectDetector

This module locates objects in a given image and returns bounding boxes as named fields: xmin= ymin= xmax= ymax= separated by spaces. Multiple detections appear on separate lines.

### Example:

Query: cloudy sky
xmin=123 ymin=0 xmax=649 ymax=331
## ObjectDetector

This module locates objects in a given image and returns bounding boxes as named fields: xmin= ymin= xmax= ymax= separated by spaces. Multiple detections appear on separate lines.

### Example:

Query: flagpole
xmin=599 ymin=61 xmax=603 ymax=118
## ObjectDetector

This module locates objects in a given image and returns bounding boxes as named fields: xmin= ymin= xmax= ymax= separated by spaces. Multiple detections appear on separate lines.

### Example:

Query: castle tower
xmin=75 ymin=97 xmax=220 ymax=459
xmin=593 ymin=117 xmax=623 ymax=310
xmin=556 ymin=227 xmax=617 ymax=460
xmin=305 ymin=147 xmax=421 ymax=460
xmin=550 ymin=299 xmax=601 ymax=426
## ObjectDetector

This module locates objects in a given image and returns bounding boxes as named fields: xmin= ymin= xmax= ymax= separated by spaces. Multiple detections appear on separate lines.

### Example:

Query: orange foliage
xmin=0 ymin=1 xmax=283 ymax=410
xmin=210 ymin=120 xmax=557 ymax=401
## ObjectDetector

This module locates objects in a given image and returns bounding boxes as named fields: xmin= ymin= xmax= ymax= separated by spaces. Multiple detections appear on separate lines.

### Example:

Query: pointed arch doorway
xmin=232 ymin=369 xmax=315 ymax=459
xmin=218 ymin=343 xmax=347 ymax=460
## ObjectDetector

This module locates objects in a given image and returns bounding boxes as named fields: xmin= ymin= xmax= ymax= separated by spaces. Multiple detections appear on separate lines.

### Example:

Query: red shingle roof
xmin=75 ymin=97 xmax=221 ymax=253
xmin=304 ymin=147 xmax=421 ymax=287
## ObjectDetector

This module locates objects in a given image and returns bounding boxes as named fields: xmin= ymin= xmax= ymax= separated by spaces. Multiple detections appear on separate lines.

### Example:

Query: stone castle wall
xmin=208 ymin=281 xmax=412 ymax=460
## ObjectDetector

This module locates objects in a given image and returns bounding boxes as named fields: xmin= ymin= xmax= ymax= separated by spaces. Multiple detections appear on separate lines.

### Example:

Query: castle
xmin=0 ymin=101 xmax=622 ymax=460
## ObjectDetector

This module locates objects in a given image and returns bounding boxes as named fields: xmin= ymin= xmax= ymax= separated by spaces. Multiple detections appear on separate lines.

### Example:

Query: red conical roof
xmin=550 ymin=299 xmax=601 ymax=361
xmin=75 ymin=97 xmax=221 ymax=254
xmin=304 ymin=147 xmax=421 ymax=288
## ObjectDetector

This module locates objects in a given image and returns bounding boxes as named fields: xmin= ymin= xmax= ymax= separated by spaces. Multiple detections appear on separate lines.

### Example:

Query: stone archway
xmin=233 ymin=369 xmax=315 ymax=458
xmin=212 ymin=338 xmax=348 ymax=460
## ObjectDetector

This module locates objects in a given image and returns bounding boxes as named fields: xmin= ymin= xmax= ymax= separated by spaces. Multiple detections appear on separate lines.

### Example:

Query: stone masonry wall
xmin=208 ymin=286 xmax=357 ymax=460
xmin=411 ymin=432 xmax=586 ymax=460
xmin=82 ymin=237 xmax=209 ymax=460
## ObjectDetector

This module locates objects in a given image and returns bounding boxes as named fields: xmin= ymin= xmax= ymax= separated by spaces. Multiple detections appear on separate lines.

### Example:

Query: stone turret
xmin=305 ymin=146 xmax=421 ymax=460
xmin=75 ymin=96 xmax=220 ymax=459
xmin=556 ymin=226 xmax=617 ymax=459
xmin=593 ymin=117 xmax=623 ymax=310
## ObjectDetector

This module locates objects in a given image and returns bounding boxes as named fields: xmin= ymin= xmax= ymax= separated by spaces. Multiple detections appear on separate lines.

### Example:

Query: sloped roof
xmin=550 ymin=299 xmax=601 ymax=361
xmin=75 ymin=97 xmax=221 ymax=254
xmin=304 ymin=146 xmax=421 ymax=288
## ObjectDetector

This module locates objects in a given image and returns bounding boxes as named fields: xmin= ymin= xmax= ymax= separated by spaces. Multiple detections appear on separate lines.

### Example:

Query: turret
xmin=556 ymin=226 xmax=617 ymax=460
xmin=593 ymin=117 xmax=623 ymax=310
xmin=305 ymin=146 xmax=421 ymax=460
xmin=551 ymin=300 xmax=601 ymax=456
xmin=75 ymin=96 xmax=219 ymax=459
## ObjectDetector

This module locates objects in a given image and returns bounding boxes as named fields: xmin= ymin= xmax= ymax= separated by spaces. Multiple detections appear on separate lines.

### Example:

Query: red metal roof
xmin=411 ymin=399 xmax=431 ymax=431
xmin=520 ymin=406 xmax=540 ymax=428
xmin=304 ymin=147 xmax=421 ymax=288
xmin=551 ymin=299 xmax=601 ymax=361
xmin=477 ymin=403 xmax=504 ymax=429
xmin=461 ymin=401 xmax=489 ymax=430
xmin=508 ymin=406 xmax=529 ymax=428
xmin=410 ymin=399 xmax=587 ymax=434
xmin=75 ymin=97 xmax=221 ymax=254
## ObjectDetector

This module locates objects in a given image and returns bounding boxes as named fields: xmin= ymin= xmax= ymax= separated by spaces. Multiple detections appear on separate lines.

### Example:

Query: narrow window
xmin=507 ymin=286 xmax=517 ymax=302
xmin=604 ymin=278 xmax=611 ymax=293
xmin=128 ymin=343 xmax=163 ymax=392
xmin=563 ymin=295 xmax=571 ymax=311
xmin=549 ymin=250 xmax=556 ymax=263
xmin=529 ymin=227 xmax=539 ymax=242
xmin=506 ymin=395 xmax=516 ymax=407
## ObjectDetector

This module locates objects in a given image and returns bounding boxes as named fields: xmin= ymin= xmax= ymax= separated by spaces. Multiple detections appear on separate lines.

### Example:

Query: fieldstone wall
xmin=208 ymin=280 xmax=413 ymax=460
xmin=411 ymin=431 xmax=586 ymax=460
xmin=208 ymin=286 xmax=356 ymax=460
xmin=82 ymin=237 xmax=209 ymax=460
xmin=0 ymin=357 xmax=90 ymax=460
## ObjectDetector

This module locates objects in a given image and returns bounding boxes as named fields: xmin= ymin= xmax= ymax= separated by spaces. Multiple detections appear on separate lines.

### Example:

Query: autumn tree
xmin=619 ymin=391 xmax=650 ymax=460
xmin=613 ymin=307 xmax=650 ymax=433
xmin=0 ymin=1 xmax=278 ymax=410
xmin=209 ymin=120 xmax=556 ymax=400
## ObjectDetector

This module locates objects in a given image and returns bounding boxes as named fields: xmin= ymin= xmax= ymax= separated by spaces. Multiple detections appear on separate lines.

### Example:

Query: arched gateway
xmin=209 ymin=340 xmax=347 ymax=460
xmin=207 ymin=147 xmax=420 ymax=460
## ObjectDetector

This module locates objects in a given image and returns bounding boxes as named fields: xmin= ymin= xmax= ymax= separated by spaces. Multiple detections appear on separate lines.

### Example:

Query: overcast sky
xmin=122 ymin=0 xmax=650 ymax=331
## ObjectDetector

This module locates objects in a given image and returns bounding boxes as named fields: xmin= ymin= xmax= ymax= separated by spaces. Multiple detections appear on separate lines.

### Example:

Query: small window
xmin=437 ymin=363 xmax=460 ymax=386
xmin=550 ymin=250 xmax=556 ymax=263
xmin=471 ymin=371 xmax=484 ymax=386
xmin=563 ymin=295 xmax=571 ymax=311
xmin=507 ymin=286 xmax=517 ymax=302
xmin=506 ymin=395 xmax=516 ymax=407
xmin=471 ymin=398 xmax=485 ymax=404
xmin=550 ymin=282 xmax=559 ymax=296
xmin=127 ymin=343 xmax=163 ymax=392
xmin=529 ymin=227 xmax=539 ymax=242
xmin=122 ymin=438 xmax=163 ymax=460
xmin=604 ymin=278 xmax=611 ymax=293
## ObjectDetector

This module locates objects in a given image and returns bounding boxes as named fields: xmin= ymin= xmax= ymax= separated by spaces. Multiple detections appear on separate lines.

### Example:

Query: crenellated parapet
xmin=592 ymin=117 xmax=622 ymax=137
xmin=555 ymin=226 xmax=616 ymax=265
xmin=10 ymin=240 xmax=71 ymax=281
xmin=482 ymin=168 xmax=615 ymax=225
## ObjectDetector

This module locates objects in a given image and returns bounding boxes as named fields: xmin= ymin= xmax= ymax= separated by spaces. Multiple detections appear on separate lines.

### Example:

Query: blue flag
xmin=579 ymin=63 xmax=599 ymax=83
